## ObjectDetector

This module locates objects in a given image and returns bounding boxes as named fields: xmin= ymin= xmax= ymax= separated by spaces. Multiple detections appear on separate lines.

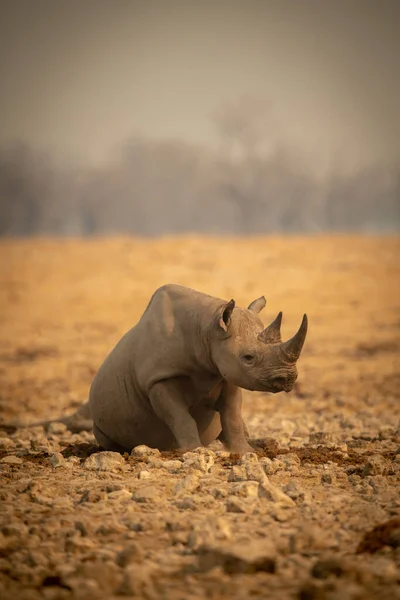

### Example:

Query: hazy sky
xmin=0 ymin=0 xmax=399 ymax=170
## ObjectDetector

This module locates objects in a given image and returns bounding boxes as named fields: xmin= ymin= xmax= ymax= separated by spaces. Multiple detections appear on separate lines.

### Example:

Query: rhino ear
xmin=218 ymin=299 xmax=235 ymax=332
xmin=248 ymin=296 xmax=266 ymax=314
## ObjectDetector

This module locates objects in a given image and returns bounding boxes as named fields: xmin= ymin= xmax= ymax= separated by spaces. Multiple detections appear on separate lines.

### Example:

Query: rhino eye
xmin=241 ymin=354 xmax=255 ymax=363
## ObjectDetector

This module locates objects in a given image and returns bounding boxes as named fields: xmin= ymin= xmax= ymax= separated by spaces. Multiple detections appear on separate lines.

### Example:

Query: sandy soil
xmin=0 ymin=235 xmax=399 ymax=600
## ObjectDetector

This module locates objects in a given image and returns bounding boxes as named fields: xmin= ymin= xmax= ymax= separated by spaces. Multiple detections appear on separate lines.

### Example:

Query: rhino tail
xmin=0 ymin=401 xmax=93 ymax=434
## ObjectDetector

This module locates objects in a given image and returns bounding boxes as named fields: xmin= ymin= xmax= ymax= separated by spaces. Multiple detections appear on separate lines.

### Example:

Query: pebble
xmin=49 ymin=452 xmax=67 ymax=468
xmin=83 ymin=451 xmax=125 ymax=472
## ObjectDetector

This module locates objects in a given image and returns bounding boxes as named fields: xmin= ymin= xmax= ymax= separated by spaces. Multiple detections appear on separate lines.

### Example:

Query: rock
xmin=0 ymin=455 xmax=23 ymax=465
xmin=228 ymin=463 xmax=266 ymax=483
xmin=70 ymin=559 xmax=122 ymax=594
xmin=321 ymin=471 xmax=336 ymax=484
xmin=228 ymin=465 xmax=247 ymax=482
xmin=108 ymin=488 xmax=132 ymax=501
xmin=116 ymin=543 xmax=144 ymax=567
xmin=226 ymin=496 xmax=255 ymax=513
xmin=239 ymin=452 xmax=259 ymax=464
xmin=283 ymin=480 xmax=305 ymax=502
xmin=0 ymin=437 xmax=15 ymax=450
xmin=309 ymin=431 xmax=334 ymax=444
xmin=210 ymin=486 xmax=229 ymax=499
xmin=362 ymin=454 xmax=391 ymax=477
xmin=259 ymin=457 xmax=284 ymax=475
xmin=48 ymin=422 xmax=68 ymax=434
xmin=138 ymin=470 xmax=152 ymax=480
xmin=49 ymin=452 xmax=66 ymax=468
xmin=162 ymin=459 xmax=183 ymax=473
xmin=118 ymin=564 xmax=157 ymax=597
xmin=230 ymin=481 xmax=259 ymax=497
xmin=174 ymin=474 xmax=200 ymax=494
xmin=2 ymin=522 xmax=28 ymax=537
xmin=133 ymin=485 xmax=160 ymax=503
xmin=279 ymin=453 xmax=301 ymax=472
xmin=83 ymin=451 xmax=125 ymax=472
xmin=214 ymin=451 xmax=231 ymax=459
xmin=188 ymin=518 xmax=232 ymax=550
xmin=79 ymin=489 xmax=108 ymax=503
xmin=208 ymin=464 xmax=225 ymax=477
xmin=182 ymin=452 xmax=214 ymax=473
xmin=175 ymin=495 xmax=205 ymax=510
xmin=197 ymin=540 xmax=276 ymax=574
xmin=311 ymin=557 xmax=349 ymax=579
xmin=289 ymin=524 xmax=337 ymax=554
xmin=259 ymin=479 xmax=296 ymax=507
xmin=146 ymin=458 xmax=164 ymax=469
xmin=131 ymin=445 xmax=160 ymax=459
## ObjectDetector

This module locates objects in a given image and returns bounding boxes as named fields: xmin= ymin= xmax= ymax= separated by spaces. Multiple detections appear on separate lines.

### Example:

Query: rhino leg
xmin=216 ymin=384 xmax=253 ymax=454
xmin=218 ymin=419 xmax=249 ymax=445
xmin=149 ymin=379 xmax=202 ymax=451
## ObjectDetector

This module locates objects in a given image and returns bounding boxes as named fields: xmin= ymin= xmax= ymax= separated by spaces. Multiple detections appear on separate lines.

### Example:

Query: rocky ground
xmin=0 ymin=235 xmax=399 ymax=599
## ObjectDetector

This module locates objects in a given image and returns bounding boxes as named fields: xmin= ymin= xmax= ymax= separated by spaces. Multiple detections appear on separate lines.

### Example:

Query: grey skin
xmin=1 ymin=284 xmax=308 ymax=455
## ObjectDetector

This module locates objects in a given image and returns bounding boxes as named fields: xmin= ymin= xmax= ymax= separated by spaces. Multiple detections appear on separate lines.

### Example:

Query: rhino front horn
xmin=280 ymin=314 xmax=308 ymax=361
xmin=258 ymin=311 xmax=283 ymax=344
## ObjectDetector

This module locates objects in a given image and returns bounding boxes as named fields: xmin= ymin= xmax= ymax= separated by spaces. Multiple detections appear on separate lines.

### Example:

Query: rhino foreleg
xmin=216 ymin=384 xmax=253 ymax=454
xmin=149 ymin=379 xmax=202 ymax=451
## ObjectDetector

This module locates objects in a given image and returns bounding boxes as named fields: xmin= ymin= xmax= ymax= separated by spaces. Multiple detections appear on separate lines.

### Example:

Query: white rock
xmin=138 ymin=470 xmax=152 ymax=480
xmin=239 ymin=452 xmax=259 ymax=464
xmin=162 ymin=460 xmax=183 ymax=473
xmin=131 ymin=445 xmax=160 ymax=459
xmin=182 ymin=452 xmax=214 ymax=473
xmin=228 ymin=463 xmax=266 ymax=483
xmin=83 ymin=451 xmax=125 ymax=472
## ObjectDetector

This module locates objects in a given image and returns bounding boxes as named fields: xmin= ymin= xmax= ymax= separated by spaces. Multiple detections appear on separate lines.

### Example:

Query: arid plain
xmin=0 ymin=235 xmax=399 ymax=600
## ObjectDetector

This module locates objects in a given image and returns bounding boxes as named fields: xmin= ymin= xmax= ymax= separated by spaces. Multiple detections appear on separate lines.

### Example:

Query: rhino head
xmin=210 ymin=296 xmax=307 ymax=393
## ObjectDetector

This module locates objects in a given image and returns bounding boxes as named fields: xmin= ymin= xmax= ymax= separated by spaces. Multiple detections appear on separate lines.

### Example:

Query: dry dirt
xmin=0 ymin=235 xmax=399 ymax=600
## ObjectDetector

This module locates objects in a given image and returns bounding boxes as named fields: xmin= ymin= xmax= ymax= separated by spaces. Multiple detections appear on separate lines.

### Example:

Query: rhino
xmin=2 ymin=284 xmax=308 ymax=454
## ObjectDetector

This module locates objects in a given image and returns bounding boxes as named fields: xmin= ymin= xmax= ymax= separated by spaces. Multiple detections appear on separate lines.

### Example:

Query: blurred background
xmin=0 ymin=0 xmax=399 ymax=236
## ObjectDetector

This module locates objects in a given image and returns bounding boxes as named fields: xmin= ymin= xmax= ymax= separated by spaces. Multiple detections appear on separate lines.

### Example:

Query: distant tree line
xmin=0 ymin=102 xmax=399 ymax=236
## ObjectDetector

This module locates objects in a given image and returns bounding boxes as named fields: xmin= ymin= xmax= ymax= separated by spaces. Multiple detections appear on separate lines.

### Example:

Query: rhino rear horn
xmin=257 ymin=311 xmax=282 ymax=343
xmin=280 ymin=314 xmax=308 ymax=361
xmin=248 ymin=296 xmax=266 ymax=314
